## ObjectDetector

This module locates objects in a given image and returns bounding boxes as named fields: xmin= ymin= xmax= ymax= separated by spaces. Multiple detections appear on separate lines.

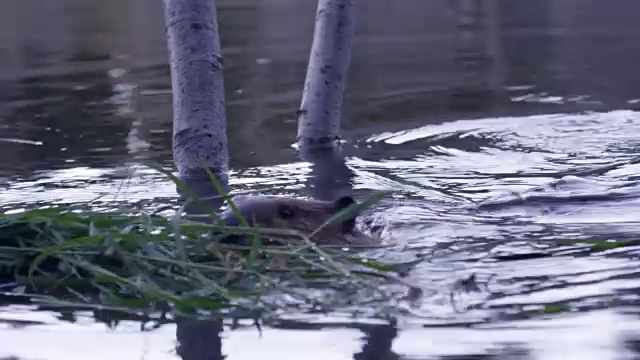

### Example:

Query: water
xmin=2 ymin=0 xmax=640 ymax=358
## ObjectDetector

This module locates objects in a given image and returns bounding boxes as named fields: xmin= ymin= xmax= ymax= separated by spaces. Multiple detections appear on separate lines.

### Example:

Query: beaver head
xmin=210 ymin=195 xmax=379 ymax=246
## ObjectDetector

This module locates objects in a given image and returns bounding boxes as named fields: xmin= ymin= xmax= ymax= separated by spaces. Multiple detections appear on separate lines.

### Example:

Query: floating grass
xmin=0 ymin=166 xmax=419 ymax=322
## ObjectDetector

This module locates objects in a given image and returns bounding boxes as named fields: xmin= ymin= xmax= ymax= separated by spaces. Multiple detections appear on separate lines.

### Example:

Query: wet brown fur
xmin=205 ymin=195 xmax=379 ymax=275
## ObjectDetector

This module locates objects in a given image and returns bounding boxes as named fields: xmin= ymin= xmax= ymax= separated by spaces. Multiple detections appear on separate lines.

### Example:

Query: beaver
xmin=208 ymin=195 xmax=378 ymax=245
xmin=206 ymin=194 xmax=380 ymax=265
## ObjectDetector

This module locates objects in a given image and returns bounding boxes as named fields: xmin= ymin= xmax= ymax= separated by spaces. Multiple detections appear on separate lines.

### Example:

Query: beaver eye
xmin=277 ymin=205 xmax=294 ymax=219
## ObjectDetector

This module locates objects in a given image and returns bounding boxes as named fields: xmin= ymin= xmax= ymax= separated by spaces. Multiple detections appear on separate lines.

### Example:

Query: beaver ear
xmin=333 ymin=196 xmax=357 ymax=231
xmin=333 ymin=196 xmax=356 ymax=210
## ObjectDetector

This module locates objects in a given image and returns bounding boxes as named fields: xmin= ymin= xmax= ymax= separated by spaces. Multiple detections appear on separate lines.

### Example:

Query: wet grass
xmin=0 ymin=166 xmax=419 ymax=323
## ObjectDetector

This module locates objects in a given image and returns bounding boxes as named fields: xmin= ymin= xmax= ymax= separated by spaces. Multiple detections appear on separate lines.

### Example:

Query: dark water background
xmin=3 ymin=0 xmax=640 ymax=359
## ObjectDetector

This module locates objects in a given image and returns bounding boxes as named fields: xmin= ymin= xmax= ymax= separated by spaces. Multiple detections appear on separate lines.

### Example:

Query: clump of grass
xmin=0 ymin=166 xmax=419 ymax=322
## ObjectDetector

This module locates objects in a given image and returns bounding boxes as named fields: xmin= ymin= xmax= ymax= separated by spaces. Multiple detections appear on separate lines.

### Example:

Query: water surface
xmin=2 ymin=0 xmax=640 ymax=359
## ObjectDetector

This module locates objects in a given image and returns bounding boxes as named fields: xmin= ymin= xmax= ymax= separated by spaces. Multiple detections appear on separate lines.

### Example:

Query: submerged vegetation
xmin=0 ymin=166 xmax=420 ymax=323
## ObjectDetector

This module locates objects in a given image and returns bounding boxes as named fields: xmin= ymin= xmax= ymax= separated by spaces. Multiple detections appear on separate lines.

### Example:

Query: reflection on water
xmin=3 ymin=305 xmax=640 ymax=360
xmin=3 ymin=0 xmax=640 ymax=359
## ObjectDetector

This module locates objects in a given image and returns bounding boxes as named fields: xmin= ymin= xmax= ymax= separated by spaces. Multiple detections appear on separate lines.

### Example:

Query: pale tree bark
xmin=163 ymin=1 xmax=227 ymax=359
xmin=297 ymin=0 xmax=356 ymax=150
xmin=297 ymin=0 xmax=357 ymax=202
xmin=164 ymin=0 xmax=230 ymax=213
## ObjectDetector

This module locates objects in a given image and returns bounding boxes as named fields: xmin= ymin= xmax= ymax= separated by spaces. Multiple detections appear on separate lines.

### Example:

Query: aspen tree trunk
xmin=297 ymin=0 xmax=356 ymax=150
xmin=164 ymin=0 xmax=230 ymax=213
xmin=297 ymin=0 xmax=357 ymax=202
xmin=163 ymin=1 xmax=227 ymax=359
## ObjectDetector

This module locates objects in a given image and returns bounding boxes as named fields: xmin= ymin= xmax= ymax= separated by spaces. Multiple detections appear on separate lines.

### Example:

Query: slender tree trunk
xmin=306 ymin=151 xmax=355 ymax=201
xmin=297 ymin=0 xmax=357 ymax=202
xmin=163 ymin=1 xmax=228 ymax=359
xmin=353 ymin=322 xmax=400 ymax=360
xmin=296 ymin=0 xmax=356 ymax=150
xmin=164 ymin=0 xmax=230 ymax=213
xmin=175 ymin=317 xmax=225 ymax=360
